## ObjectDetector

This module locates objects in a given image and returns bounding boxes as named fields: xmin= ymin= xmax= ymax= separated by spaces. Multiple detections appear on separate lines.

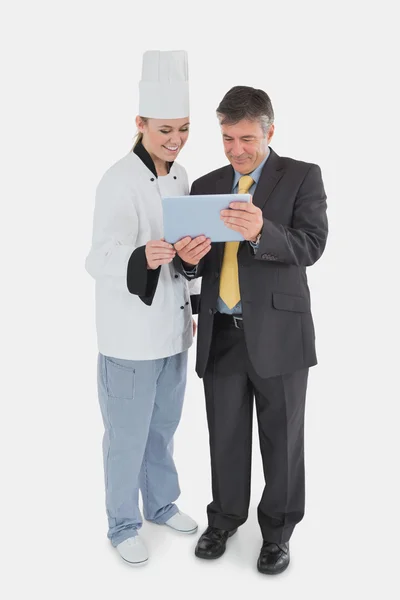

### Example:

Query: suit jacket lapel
xmin=252 ymin=147 xmax=284 ymax=211
xmin=215 ymin=166 xmax=234 ymax=264
xmin=215 ymin=165 xmax=234 ymax=195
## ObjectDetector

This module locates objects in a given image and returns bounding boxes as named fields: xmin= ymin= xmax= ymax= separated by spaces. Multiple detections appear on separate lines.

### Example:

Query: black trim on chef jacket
xmin=126 ymin=142 xmax=200 ymax=312
xmin=133 ymin=139 xmax=174 ymax=177
xmin=127 ymin=246 xmax=161 ymax=306
xmin=126 ymin=142 xmax=172 ymax=303
xmin=190 ymin=295 xmax=200 ymax=314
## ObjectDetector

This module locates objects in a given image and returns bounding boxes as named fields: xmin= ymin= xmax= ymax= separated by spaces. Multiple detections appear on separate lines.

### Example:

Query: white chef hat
xmin=139 ymin=50 xmax=189 ymax=119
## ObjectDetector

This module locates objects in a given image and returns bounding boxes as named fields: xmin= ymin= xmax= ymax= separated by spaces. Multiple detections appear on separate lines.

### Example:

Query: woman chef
xmin=85 ymin=50 xmax=208 ymax=567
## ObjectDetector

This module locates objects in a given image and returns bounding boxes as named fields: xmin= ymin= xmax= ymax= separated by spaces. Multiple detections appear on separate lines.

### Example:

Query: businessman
xmin=174 ymin=86 xmax=328 ymax=574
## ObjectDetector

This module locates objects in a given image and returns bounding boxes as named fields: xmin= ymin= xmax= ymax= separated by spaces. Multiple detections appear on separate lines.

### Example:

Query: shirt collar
xmin=232 ymin=147 xmax=271 ymax=189
xmin=133 ymin=140 xmax=174 ymax=178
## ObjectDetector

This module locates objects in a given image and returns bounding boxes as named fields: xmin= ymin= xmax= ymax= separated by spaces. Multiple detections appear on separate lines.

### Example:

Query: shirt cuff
xmin=249 ymin=240 xmax=260 ymax=254
xmin=183 ymin=265 xmax=197 ymax=278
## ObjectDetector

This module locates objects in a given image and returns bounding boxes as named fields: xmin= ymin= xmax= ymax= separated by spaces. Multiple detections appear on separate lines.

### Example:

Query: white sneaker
xmin=116 ymin=536 xmax=148 ymax=566
xmin=165 ymin=510 xmax=198 ymax=534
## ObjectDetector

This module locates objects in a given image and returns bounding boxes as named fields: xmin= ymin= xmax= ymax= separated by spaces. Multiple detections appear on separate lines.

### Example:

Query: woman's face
xmin=136 ymin=117 xmax=190 ymax=163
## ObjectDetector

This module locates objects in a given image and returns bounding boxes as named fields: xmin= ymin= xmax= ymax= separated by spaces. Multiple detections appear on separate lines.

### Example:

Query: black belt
xmin=214 ymin=312 xmax=244 ymax=330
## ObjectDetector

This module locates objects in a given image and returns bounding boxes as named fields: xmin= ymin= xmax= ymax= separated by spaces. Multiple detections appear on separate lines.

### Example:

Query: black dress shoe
xmin=195 ymin=526 xmax=238 ymax=559
xmin=257 ymin=541 xmax=290 ymax=575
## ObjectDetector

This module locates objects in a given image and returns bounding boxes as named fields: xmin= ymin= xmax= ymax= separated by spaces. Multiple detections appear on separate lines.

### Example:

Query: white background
xmin=2 ymin=0 xmax=399 ymax=598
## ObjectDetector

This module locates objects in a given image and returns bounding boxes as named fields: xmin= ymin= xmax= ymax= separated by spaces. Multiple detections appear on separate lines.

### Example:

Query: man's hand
xmin=145 ymin=239 xmax=176 ymax=270
xmin=192 ymin=318 xmax=197 ymax=337
xmin=220 ymin=201 xmax=264 ymax=242
xmin=174 ymin=235 xmax=211 ymax=267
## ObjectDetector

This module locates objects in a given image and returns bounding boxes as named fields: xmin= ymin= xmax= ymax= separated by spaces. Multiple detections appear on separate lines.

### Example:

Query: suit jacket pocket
xmin=272 ymin=292 xmax=309 ymax=313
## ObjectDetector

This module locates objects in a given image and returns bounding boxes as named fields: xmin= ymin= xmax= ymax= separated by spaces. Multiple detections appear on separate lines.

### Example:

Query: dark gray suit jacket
xmin=176 ymin=147 xmax=328 ymax=379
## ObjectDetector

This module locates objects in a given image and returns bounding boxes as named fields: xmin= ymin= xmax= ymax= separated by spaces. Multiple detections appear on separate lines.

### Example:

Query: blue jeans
xmin=97 ymin=351 xmax=188 ymax=546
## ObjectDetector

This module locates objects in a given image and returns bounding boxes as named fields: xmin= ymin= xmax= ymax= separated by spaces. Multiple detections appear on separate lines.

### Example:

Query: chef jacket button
xmin=185 ymin=301 xmax=189 ymax=305
xmin=180 ymin=306 xmax=184 ymax=309
xmin=173 ymin=176 xmax=177 ymax=179
xmin=150 ymin=177 xmax=155 ymax=181
xmin=174 ymin=274 xmax=179 ymax=278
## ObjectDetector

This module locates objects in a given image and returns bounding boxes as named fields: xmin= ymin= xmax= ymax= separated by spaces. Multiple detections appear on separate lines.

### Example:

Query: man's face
xmin=221 ymin=119 xmax=274 ymax=174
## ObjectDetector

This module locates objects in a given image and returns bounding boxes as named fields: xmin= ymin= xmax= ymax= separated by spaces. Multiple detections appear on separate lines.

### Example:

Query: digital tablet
xmin=162 ymin=193 xmax=251 ymax=244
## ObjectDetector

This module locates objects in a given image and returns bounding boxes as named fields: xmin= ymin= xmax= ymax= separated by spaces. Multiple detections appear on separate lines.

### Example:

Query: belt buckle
xmin=233 ymin=316 xmax=243 ymax=329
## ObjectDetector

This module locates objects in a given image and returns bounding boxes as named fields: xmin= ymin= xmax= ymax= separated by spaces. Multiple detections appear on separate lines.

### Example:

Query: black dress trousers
xmin=203 ymin=313 xmax=309 ymax=544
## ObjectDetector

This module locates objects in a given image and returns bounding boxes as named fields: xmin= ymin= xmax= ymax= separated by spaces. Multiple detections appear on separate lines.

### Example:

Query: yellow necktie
xmin=219 ymin=175 xmax=254 ymax=309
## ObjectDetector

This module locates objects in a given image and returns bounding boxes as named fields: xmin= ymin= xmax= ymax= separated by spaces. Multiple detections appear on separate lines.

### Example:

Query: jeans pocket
xmin=104 ymin=356 xmax=135 ymax=400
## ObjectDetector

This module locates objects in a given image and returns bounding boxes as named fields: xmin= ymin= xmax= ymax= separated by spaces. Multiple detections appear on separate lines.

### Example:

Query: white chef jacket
xmin=85 ymin=149 xmax=200 ymax=360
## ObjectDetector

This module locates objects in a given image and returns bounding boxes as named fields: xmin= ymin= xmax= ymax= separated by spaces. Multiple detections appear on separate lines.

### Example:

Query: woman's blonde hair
xmin=132 ymin=116 xmax=148 ymax=149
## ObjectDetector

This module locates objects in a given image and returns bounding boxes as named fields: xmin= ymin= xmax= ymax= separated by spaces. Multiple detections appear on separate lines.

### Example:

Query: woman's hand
xmin=145 ymin=239 xmax=176 ymax=270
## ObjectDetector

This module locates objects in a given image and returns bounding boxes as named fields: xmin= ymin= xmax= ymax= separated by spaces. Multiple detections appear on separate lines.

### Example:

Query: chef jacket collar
xmin=133 ymin=140 xmax=174 ymax=178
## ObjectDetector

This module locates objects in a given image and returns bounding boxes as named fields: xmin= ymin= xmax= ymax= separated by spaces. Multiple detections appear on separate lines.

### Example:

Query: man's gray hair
xmin=216 ymin=86 xmax=274 ymax=136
